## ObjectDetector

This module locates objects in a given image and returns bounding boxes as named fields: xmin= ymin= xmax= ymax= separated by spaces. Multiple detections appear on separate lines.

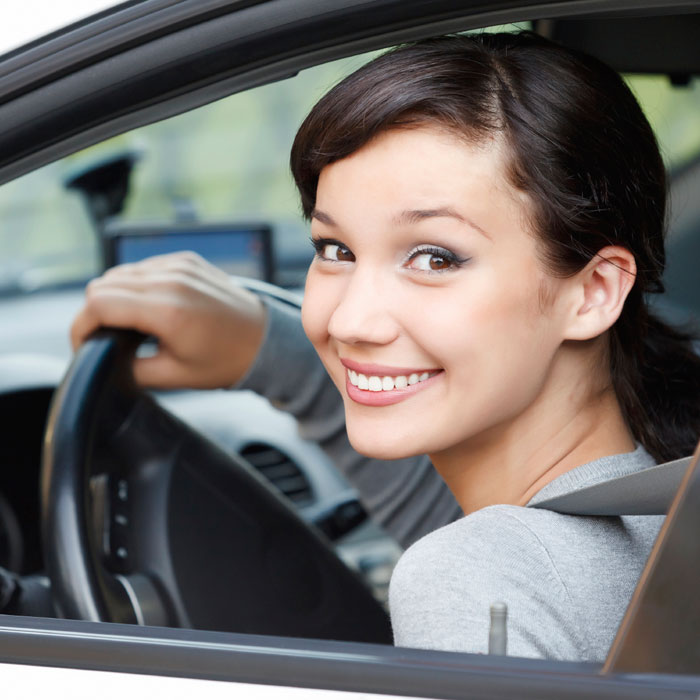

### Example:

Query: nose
xmin=327 ymin=265 xmax=401 ymax=346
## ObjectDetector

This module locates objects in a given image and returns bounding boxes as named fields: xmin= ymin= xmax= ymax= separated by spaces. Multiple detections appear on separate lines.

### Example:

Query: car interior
xmin=0 ymin=0 xmax=699 ymax=693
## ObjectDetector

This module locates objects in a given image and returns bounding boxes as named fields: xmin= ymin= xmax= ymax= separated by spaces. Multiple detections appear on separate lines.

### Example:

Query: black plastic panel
xmin=41 ymin=329 xmax=391 ymax=642
xmin=550 ymin=15 xmax=700 ymax=74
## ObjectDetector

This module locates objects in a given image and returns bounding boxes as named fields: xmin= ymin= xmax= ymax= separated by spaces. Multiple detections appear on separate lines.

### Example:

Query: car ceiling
xmin=0 ymin=0 xmax=698 ymax=187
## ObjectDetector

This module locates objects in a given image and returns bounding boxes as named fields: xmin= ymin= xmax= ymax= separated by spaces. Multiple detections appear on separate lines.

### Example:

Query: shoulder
xmin=390 ymin=505 xmax=566 ymax=593
xmin=388 ymin=505 xmax=662 ymax=660
xmin=391 ymin=503 xmax=659 ymax=600
xmin=388 ymin=505 xmax=586 ymax=658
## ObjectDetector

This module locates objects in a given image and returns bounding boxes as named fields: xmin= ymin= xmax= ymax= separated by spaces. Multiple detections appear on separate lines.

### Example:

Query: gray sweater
xmin=239 ymin=297 xmax=663 ymax=662
xmin=389 ymin=446 xmax=663 ymax=661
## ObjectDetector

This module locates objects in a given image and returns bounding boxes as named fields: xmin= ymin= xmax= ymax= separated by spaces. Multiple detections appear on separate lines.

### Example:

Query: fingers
xmin=71 ymin=252 xmax=215 ymax=350
xmin=70 ymin=251 xmax=266 ymax=390
xmin=98 ymin=252 xmax=218 ymax=291
xmin=106 ymin=250 xmax=221 ymax=280
xmin=70 ymin=286 xmax=157 ymax=350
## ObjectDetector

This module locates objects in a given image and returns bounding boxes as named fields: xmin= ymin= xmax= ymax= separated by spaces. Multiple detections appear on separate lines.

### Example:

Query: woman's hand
xmin=70 ymin=252 xmax=266 ymax=389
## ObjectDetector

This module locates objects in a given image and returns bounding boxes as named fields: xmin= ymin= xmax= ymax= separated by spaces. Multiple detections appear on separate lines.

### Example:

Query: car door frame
xmin=4 ymin=613 xmax=700 ymax=698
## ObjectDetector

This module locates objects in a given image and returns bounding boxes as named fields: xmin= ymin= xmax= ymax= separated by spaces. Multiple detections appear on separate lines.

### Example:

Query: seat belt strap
xmin=530 ymin=456 xmax=691 ymax=515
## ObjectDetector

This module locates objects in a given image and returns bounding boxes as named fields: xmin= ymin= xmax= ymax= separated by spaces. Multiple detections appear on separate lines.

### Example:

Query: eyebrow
xmin=310 ymin=209 xmax=336 ymax=226
xmin=311 ymin=206 xmax=490 ymax=239
xmin=393 ymin=207 xmax=490 ymax=239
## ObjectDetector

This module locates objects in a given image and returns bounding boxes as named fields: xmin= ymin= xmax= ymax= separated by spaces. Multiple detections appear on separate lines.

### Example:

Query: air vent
xmin=240 ymin=443 xmax=313 ymax=506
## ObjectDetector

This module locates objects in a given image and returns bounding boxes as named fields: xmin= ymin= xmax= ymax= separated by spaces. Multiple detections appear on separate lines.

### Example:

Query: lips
xmin=340 ymin=359 xmax=444 ymax=407
xmin=347 ymin=367 xmax=439 ymax=391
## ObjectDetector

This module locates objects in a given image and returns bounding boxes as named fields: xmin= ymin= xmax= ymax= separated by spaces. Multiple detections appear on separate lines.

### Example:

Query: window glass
xmin=0 ymin=52 xmax=380 ymax=294
xmin=629 ymin=75 xmax=700 ymax=320
xmin=0 ymin=164 xmax=97 ymax=292
xmin=626 ymin=75 xmax=700 ymax=171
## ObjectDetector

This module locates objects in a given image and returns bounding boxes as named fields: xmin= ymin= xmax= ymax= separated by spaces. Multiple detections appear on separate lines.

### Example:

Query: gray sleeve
xmin=236 ymin=295 xmax=461 ymax=548
xmin=388 ymin=508 xmax=589 ymax=660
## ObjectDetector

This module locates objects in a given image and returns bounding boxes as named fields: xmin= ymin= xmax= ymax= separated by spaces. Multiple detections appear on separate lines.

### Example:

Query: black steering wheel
xmin=40 ymin=328 xmax=391 ymax=642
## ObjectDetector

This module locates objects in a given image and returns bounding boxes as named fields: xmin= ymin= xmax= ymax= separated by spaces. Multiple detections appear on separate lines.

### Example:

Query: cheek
xmin=429 ymin=269 xmax=554 ymax=372
xmin=472 ymin=253 xmax=551 ymax=325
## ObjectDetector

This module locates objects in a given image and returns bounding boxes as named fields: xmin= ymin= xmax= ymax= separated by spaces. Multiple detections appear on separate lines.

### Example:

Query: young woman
xmin=71 ymin=32 xmax=700 ymax=661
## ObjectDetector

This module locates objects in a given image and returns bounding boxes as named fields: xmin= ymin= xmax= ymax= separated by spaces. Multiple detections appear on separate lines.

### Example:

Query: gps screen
xmin=104 ymin=224 xmax=273 ymax=282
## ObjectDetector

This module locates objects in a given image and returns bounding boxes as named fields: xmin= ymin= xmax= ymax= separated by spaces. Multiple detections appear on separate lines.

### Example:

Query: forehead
xmin=315 ymin=126 xmax=530 ymax=227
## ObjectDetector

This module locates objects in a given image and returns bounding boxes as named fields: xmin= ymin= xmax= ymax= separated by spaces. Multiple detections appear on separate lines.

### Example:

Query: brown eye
xmin=337 ymin=246 xmax=355 ymax=262
xmin=406 ymin=245 xmax=468 ymax=273
xmin=410 ymin=252 xmax=453 ymax=272
xmin=321 ymin=243 xmax=355 ymax=262
xmin=429 ymin=255 xmax=450 ymax=271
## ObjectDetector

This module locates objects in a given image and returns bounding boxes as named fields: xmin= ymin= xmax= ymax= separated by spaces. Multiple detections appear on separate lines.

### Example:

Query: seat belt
xmin=530 ymin=455 xmax=691 ymax=516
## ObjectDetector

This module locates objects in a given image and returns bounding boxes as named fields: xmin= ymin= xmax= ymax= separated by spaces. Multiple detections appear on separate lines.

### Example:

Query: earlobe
xmin=564 ymin=246 xmax=637 ymax=341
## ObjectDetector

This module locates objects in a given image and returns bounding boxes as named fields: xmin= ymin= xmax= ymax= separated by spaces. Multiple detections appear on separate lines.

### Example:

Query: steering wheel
xmin=40 ymin=328 xmax=391 ymax=643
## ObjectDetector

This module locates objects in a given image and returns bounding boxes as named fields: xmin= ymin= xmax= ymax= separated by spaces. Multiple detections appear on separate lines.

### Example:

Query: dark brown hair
xmin=291 ymin=32 xmax=700 ymax=462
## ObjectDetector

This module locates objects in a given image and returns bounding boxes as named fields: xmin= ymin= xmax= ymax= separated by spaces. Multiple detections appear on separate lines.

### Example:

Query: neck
xmin=429 ymin=353 xmax=636 ymax=515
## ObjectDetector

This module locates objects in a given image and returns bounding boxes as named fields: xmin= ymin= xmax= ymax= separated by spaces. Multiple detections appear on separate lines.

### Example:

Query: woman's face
xmin=302 ymin=126 xmax=574 ymax=461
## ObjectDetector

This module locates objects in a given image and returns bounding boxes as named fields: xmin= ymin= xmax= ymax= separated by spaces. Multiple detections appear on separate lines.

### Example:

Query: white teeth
xmin=368 ymin=376 xmax=383 ymax=392
xmin=348 ymin=369 xmax=438 ymax=392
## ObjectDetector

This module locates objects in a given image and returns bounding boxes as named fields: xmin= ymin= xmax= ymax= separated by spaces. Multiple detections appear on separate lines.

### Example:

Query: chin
xmin=346 ymin=428 xmax=425 ymax=461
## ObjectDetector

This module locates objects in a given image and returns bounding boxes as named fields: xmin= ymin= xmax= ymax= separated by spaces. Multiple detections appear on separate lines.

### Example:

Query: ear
xmin=564 ymin=246 xmax=637 ymax=341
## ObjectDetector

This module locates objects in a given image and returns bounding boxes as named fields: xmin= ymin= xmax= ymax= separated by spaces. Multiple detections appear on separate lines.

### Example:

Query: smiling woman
xmin=71 ymin=31 xmax=700 ymax=663
xmin=289 ymin=32 xmax=700 ymax=658
xmin=301 ymin=128 xmax=579 ymax=468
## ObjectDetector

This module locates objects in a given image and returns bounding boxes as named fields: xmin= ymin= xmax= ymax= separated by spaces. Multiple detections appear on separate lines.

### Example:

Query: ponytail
xmin=611 ymin=297 xmax=700 ymax=462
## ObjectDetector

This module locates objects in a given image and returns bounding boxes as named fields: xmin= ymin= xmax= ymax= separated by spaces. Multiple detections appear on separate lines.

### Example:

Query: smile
xmin=347 ymin=369 xmax=439 ymax=391
xmin=341 ymin=361 xmax=444 ymax=407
